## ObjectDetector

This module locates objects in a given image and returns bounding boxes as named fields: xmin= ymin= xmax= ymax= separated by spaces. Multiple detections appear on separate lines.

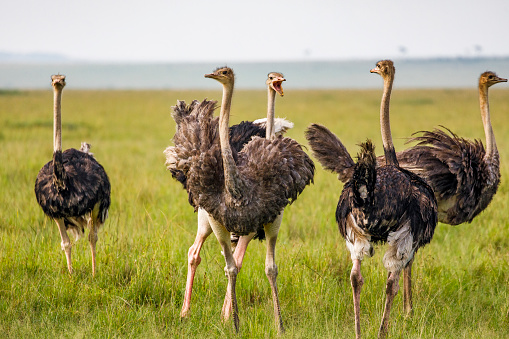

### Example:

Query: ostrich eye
xmin=488 ymin=75 xmax=493 ymax=79
xmin=222 ymin=71 xmax=228 ymax=75
xmin=269 ymin=76 xmax=273 ymax=80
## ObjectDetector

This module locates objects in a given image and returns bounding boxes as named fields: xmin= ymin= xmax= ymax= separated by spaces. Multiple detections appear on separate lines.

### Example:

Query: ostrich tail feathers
xmin=79 ymin=142 xmax=94 ymax=156
xmin=273 ymin=118 xmax=294 ymax=136
xmin=352 ymin=140 xmax=377 ymax=207
xmin=305 ymin=123 xmax=354 ymax=183
xmin=253 ymin=117 xmax=294 ymax=136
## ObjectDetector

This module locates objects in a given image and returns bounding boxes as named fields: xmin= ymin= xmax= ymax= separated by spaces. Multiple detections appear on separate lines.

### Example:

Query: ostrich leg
xmin=403 ymin=257 xmax=414 ymax=315
xmin=378 ymin=270 xmax=401 ymax=339
xmin=55 ymin=218 xmax=73 ymax=274
xmin=208 ymin=217 xmax=240 ymax=332
xmin=350 ymin=259 xmax=363 ymax=339
xmin=88 ymin=216 xmax=98 ymax=277
xmin=221 ymin=232 xmax=256 ymax=320
xmin=264 ymin=212 xmax=285 ymax=333
xmin=181 ymin=208 xmax=213 ymax=318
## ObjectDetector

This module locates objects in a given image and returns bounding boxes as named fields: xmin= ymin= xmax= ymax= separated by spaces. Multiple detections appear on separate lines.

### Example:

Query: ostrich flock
xmin=34 ymin=61 xmax=506 ymax=338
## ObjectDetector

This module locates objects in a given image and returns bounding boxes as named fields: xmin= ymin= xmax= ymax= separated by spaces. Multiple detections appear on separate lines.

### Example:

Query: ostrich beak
xmin=271 ymin=78 xmax=286 ymax=97
xmin=497 ymin=77 xmax=508 ymax=83
xmin=204 ymin=73 xmax=216 ymax=79
xmin=370 ymin=67 xmax=380 ymax=74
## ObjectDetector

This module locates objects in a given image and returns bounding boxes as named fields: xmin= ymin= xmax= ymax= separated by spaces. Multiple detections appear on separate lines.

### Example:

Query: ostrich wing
xmin=186 ymin=135 xmax=314 ymax=235
xmin=166 ymin=100 xmax=295 ymax=206
xmin=35 ymin=148 xmax=111 ymax=221
xmin=337 ymin=163 xmax=436 ymax=247
xmin=396 ymin=127 xmax=496 ymax=224
xmin=305 ymin=124 xmax=355 ymax=183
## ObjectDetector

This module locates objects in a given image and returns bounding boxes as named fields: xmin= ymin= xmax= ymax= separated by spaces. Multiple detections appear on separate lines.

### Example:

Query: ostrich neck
xmin=266 ymin=87 xmax=276 ymax=139
xmin=479 ymin=86 xmax=497 ymax=159
xmin=53 ymin=87 xmax=63 ymax=152
xmin=380 ymin=75 xmax=398 ymax=166
xmin=219 ymin=82 xmax=244 ymax=199
xmin=51 ymin=85 xmax=67 ymax=188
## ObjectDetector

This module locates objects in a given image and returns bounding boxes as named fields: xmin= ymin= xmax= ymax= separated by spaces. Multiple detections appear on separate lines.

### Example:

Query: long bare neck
xmin=380 ymin=74 xmax=398 ymax=166
xmin=53 ymin=86 xmax=63 ymax=152
xmin=51 ymin=84 xmax=67 ymax=188
xmin=266 ymin=87 xmax=276 ymax=139
xmin=219 ymin=81 xmax=243 ymax=199
xmin=479 ymin=85 xmax=497 ymax=158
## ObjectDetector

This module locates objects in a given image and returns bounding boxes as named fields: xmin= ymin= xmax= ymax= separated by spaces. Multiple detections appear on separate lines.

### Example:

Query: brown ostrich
xmin=169 ymin=67 xmax=314 ymax=333
xmin=166 ymin=72 xmax=291 ymax=320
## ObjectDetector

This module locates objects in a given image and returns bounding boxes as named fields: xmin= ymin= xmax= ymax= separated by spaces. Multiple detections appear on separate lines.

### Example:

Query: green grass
xmin=1 ymin=87 xmax=509 ymax=338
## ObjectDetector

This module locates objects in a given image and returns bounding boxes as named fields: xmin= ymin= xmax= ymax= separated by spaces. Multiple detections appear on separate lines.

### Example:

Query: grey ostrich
xmin=306 ymin=70 xmax=507 ymax=314
xmin=166 ymin=72 xmax=291 ymax=319
xmin=392 ymin=70 xmax=507 ymax=312
xmin=34 ymin=75 xmax=110 ymax=276
xmin=397 ymin=71 xmax=506 ymax=224
xmin=312 ymin=60 xmax=437 ymax=338
xmin=170 ymin=67 xmax=314 ymax=333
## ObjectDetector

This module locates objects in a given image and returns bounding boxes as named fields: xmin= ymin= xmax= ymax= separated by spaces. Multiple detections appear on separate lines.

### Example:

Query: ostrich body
xmin=34 ymin=75 xmax=110 ymax=276
xmin=396 ymin=71 xmax=506 ymax=225
xmin=168 ymin=73 xmax=290 ymax=319
xmin=306 ymin=70 xmax=507 ymax=314
xmin=220 ymin=72 xmax=288 ymax=320
xmin=323 ymin=61 xmax=437 ymax=338
xmin=170 ymin=68 xmax=312 ymax=332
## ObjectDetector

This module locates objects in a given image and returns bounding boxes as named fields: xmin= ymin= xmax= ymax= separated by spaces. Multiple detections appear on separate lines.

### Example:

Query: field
xmin=1 ymin=86 xmax=509 ymax=338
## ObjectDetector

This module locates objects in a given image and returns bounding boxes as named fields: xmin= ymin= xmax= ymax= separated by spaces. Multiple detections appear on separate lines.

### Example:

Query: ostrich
xmin=34 ymin=75 xmax=110 ymax=276
xmin=397 ymin=71 xmax=506 ymax=224
xmin=166 ymin=72 xmax=291 ymax=319
xmin=220 ymin=72 xmax=288 ymax=320
xmin=316 ymin=60 xmax=437 ymax=338
xmin=170 ymin=67 xmax=314 ymax=333
xmin=306 ymin=70 xmax=507 ymax=314
xmin=392 ymin=70 xmax=507 ymax=312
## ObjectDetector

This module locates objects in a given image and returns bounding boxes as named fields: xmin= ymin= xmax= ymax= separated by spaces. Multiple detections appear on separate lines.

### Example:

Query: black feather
xmin=35 ymin=148 xmax=111 ymax=226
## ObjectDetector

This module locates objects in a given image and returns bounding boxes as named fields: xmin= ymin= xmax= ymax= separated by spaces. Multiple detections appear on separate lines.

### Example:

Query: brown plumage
xmin=169 ymin=73 xmax=291 ymax=321
xmin=170 ymin=67 xmax=313 ymax=333
xmin=312 ymin=60 xmax=437 ymax=338
xmin=34 ymin=75 xmax=110 ymax=276
xmin=396 ymin=71 xmax=506 ymax=225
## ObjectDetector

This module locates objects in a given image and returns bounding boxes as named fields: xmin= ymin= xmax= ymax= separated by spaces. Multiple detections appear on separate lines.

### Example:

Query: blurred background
xmin=1 ymin=0 xmax=508 ymax=89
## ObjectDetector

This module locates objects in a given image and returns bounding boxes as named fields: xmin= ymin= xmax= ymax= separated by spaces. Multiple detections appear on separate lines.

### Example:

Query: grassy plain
xmin=1 ymin=86 xmax=509 ymax=338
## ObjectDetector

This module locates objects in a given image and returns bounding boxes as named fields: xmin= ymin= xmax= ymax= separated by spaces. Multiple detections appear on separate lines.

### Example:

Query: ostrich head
xmin=205 ymin=66 xmax=235 ymax=86
xmin=267 ymin=72 xmax=286 ymax=97
xmin=370 ymin=60 xmax=395 ymax=79
xmin=479 ymin=71 xmax=507 ymax=88
xmin=51 ymin=74 xmax=66 ymax=89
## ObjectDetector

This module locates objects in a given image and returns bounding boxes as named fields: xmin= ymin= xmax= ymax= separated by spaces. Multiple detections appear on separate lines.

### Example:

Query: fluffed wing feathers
xmin=171 ymin=100 xmax=200 ymax=125
xmin=305 ymin=124 xmax=354 ymax=183
xmin=396 ymin=126 xmax=498 ymax=225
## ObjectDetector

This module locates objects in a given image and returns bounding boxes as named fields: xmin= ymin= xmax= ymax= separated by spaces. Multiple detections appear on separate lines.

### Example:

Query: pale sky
xmin=2 ymin=0 xmax=508 ymax=63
